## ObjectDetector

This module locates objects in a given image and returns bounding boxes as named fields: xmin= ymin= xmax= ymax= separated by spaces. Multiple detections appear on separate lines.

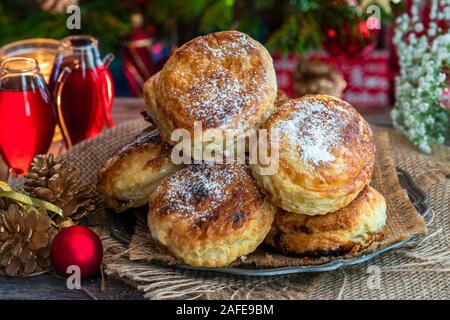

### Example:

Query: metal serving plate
xmin=109 ymin=168 xmax=430 ymax=276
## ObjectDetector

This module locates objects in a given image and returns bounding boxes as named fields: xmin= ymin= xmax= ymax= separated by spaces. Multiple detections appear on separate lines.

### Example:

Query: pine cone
xmin=23 ymin=154 xmax=95 ymax=224
xmin=0 ymin=205 xmax=55 ymax=276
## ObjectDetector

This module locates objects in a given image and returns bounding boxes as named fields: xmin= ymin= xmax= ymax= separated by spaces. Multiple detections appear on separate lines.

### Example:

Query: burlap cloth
xmin=49 ymin=119 xmax=450 ymax=299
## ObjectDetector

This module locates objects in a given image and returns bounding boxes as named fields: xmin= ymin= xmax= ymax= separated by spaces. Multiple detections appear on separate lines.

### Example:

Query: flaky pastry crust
xmin=265 ymin=185 xmax=387 ymax=256
xmin=251 ymin=94 xmax=375 ymax=215
xmin=147 ymin=164 xmax=276 ymax=267
xmin=98 ymin=126 xmax=181 ymax=213
xmin=143 ymin=31 xmax=277 ymax=148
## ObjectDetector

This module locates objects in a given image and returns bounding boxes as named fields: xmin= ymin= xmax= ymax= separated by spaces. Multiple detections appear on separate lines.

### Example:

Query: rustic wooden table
xmin=0 ymin=97 xmax=393 ymax=300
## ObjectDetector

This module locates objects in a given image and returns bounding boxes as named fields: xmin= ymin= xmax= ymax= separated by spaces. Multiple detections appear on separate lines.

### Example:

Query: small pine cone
xmin=0 ymin=205 xmax=55 ymax=276
xmin=24 ymin=154 xmax=96 ymax=224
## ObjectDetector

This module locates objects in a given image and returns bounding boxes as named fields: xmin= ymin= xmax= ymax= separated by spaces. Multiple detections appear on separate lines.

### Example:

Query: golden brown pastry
xmin=143 ymin=31 xmax=277 ymax=158
xmin=275 ymin=89 xmax=289 ymax=105
xmin=265 ymin=186 xmax=387 ymax=256
xmin=147 ymin=164 xmax=276 ymax=267
xmin=98 ymin=126 xmax=181 ymax=213
xmin=251 ymin=94 xmax=375 ymax=216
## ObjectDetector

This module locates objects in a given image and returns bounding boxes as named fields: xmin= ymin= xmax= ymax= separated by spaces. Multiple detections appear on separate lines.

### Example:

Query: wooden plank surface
xmin=0 ymin=273 xmax=144 ymax=300
xmin=0 ymin=98 xmax=393 ymax=300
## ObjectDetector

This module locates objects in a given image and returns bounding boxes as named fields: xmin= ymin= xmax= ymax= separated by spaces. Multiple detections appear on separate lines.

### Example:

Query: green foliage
xmin=0 ymin=11 xmax=68 ymax=46
xmin=143 ymin=0 xmax=374 ymax=55
xmin=0 ymin=0 xmax=132 ymax=54
xmin=0 ymin=0 xmax=394 ymax=55
xmin=146 ymin=0 xmax=213 ymax=24
xmin=266 ymin=12 xmax=322 ymax=56
xmin=199 ymin=0 xmax=234 ymax=33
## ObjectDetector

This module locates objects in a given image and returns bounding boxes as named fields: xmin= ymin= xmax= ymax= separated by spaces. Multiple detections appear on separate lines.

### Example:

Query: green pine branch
xmin=0 ymin=0 xmax=395 ymax=56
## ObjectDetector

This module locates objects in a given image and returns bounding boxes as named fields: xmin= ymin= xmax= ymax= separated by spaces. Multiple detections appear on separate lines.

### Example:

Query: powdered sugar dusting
xmin=173 ymin=32 xmax=265 ymax=129
xmin=186 ymin=71 xmax=262 ymax=128
xmin=200 ymin=32 xmax=257 ymax=59
xmin=276 ymin=99 xmax=350 ymax=167
xmin=159 ymin=164 xmax=241 ymax=218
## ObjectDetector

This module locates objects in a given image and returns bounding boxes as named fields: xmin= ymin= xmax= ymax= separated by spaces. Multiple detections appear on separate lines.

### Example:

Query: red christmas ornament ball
xmin=50 ymin=226 xmax=103 ymax=278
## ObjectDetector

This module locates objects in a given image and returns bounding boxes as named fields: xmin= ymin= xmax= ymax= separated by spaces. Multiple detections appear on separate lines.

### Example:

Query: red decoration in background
xmin=122 ymin=13 xmax=157 ymax=97
xmin=440 ymin=88 xmax=450 ymax=110
xmin=50 ymin=226 xmax=103 ymax=278
xmin=323 ymin=20 xmax=378 ymax=58
xmin=272 ymin=53 xmax=299 ymax=97
xmin=313 ymin=51 xmax=391 ymax=109
xmin=413 ymin=1 xmax=450 ymax=34
xmin=273 ymin=50 xmax=392 ymax=110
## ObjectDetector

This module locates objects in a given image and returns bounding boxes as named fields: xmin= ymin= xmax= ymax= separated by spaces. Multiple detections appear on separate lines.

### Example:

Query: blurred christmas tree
xmin=0 ymin=0 xmax=396 ymax=55
xmin=0 ymin=0 xmax=133 ymax=54
xmin=145 ymin=0 xmax=396 ymax=55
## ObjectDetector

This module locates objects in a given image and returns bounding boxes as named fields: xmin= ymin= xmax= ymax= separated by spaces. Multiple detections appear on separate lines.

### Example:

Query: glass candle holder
xmin=0 ymin=38 xmax=59 ymax=83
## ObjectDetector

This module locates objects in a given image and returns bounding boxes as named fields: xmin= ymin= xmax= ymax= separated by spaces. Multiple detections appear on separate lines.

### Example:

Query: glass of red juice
xmin=49 ymin=35 xmax=114 ymax=147
xmin=0 ymin=57 xmax=56 ymax=176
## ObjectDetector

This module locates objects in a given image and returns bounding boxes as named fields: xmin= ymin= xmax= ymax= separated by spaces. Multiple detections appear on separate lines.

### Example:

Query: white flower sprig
xmin=391 ymin=0 xmax=450 ymax=153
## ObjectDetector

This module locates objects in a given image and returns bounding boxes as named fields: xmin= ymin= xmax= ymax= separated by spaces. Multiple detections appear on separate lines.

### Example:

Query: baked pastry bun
xmin=147 ymin=164 xmax=276 ymax=267
xmin=98 ymin=126 xmax=181 ymax=213
xmin=251 ymin=94 xmax=375 ymax=215
xmin=143 ymin=31 xmax=277 ymax=156
xmin=265 ymin=186 xmax=387 ymax=256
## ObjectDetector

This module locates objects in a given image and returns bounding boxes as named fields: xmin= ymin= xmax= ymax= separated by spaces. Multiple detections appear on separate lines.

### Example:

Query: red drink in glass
xmin=0 ymin=58 xmax=56 ymax=175
xmin=49 ymin=35 xmax=114 ymax=147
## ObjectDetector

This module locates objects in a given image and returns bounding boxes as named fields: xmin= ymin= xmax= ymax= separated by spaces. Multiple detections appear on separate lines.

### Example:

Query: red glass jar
xmin=49 ymin=35 xmax=114 ymax=147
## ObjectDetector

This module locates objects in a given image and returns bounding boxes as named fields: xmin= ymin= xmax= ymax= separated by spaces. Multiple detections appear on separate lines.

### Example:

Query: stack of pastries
xmin=98 ymin=31 xmax=387 ymax=267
